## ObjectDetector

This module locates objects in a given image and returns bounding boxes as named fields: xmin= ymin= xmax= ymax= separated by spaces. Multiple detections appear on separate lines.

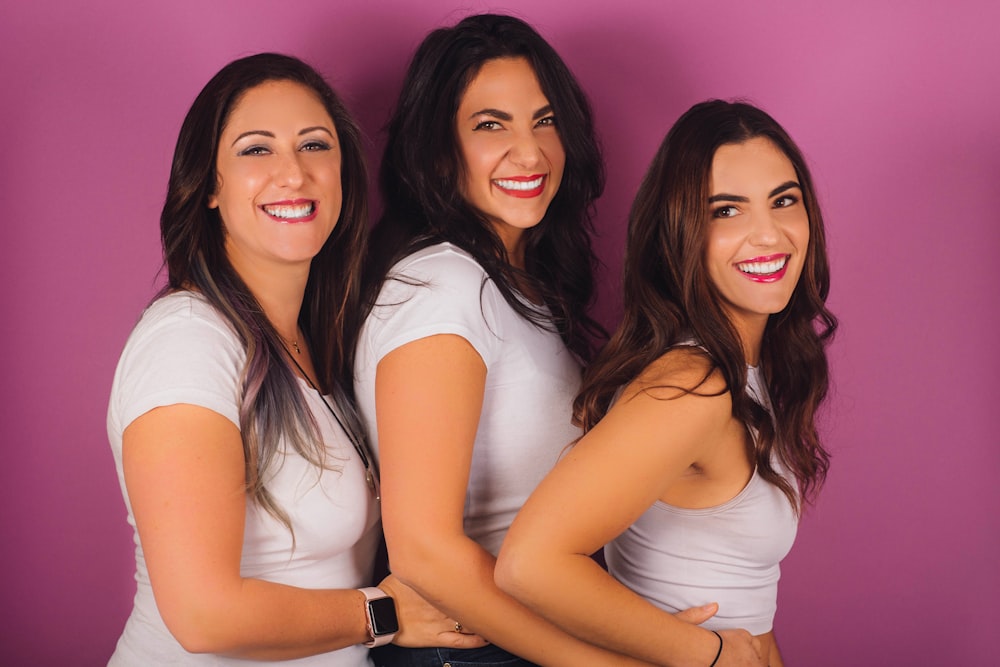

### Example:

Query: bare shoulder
xmin=623 ymin=346 xmax=730 ymax=404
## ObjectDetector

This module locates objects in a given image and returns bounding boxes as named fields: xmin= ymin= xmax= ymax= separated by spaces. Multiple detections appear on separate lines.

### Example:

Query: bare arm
xmin=124 ymin=404 xmax=482 ymax=659
xmin=495 ymin=358 xmax=766 ymax=667
xmin=375 ymin=334 xmax=658 ymax=666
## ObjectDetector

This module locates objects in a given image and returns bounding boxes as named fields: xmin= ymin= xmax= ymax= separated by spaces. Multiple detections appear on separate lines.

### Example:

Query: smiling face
xmin=208 ymin=79 xmax=342 ymax=277
xmin=705 ymin=137 xmax=810 ymax=341
xmin=455 ymin=57 xmax=566 ymax=262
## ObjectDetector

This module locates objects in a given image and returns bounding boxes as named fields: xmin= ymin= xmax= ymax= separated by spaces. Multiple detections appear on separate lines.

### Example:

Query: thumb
xmin=673 ymin=602 xmax=719 ymax=626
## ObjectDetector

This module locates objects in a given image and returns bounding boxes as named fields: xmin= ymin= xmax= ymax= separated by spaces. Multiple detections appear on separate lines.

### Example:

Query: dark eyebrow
xmin=232 ymin=130 xmax=274 ymax=147
xmin=467 ymin=108 xmax=512 ymax=121
xmin=708 ymin=192 xmax=748 ymax=204
xmin=231 ymin=126 xmax=334 ymax=147
xmin=465 ymin=105 xmax=553 ymax=122
xmin=299 ymin=126 xmax=335 ymax=138
xmin=768 ymin=181 xmax=801 ymax=198
xmin=708 ymin=181 xmax=802 ymax=204
xmin=532 ymin=105 xmax=554 ymax=120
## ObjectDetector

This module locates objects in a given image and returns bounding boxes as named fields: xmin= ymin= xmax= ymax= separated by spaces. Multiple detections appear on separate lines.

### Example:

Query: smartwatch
xmin=359 ymin=587 xmax=399 ymax=647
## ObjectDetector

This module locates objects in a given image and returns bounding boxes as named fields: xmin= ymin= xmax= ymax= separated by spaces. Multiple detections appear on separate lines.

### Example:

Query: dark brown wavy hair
xmin=575 ymin=100 xmax=836 ymax=510
xmin=158 ymin=53 xmax=369 ymax=527
xmin=364 ymin=13 xmax=606 ymax=360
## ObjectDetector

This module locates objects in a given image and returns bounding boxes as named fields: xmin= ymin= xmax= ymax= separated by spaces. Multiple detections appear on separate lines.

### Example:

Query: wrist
xmin=708 ymin=629 xmax=723 ymax=667
xmin=359 ymin=587 xmax=399 ymax=647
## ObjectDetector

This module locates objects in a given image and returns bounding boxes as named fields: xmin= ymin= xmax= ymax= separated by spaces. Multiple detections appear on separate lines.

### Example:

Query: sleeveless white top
xmin=604 ymin=366 xmax=797 ymax=635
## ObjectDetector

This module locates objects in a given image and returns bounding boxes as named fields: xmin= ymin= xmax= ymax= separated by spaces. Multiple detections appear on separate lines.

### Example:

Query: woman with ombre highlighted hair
xmin=107 ymin=52 xmax=484 ymax=666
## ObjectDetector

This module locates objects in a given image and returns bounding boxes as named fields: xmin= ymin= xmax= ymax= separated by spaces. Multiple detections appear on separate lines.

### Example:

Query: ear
xmin=207 ymin=193 xmax=219 ymax=209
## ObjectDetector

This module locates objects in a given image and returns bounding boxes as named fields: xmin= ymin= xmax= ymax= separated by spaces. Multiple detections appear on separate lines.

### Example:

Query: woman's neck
xmin=227 ymin=253 xmax=309 ymax=342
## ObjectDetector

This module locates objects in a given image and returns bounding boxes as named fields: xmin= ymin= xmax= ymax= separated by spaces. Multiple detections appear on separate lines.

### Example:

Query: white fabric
xmin=107 ymin=291 xmax=379 ymax=666
xmin=604 ymin=366 xmax=797 ymax=635
xmin=354 ymin=243 xmax=582 ymax=556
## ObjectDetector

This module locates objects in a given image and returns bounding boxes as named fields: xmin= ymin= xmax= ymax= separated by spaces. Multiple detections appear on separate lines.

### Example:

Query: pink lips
xmin=736 ymin=253 xmax=790 ymax=283
xmin=260 ymin=198 xmax=318 ymax=223
xmin=493 ymin=175 xmax=546 ymax=198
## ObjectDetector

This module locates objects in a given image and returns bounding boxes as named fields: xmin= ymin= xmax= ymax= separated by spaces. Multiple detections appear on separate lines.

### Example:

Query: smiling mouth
xmin=261 ymin=201 xmax=317 ymax=221
xmin=736 ymin=254 xmax=789 ymax=278
xmin=493 ymin=175 xmax=545 ymax=198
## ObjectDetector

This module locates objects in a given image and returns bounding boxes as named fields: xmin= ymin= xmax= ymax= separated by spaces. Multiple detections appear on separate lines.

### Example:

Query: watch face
xmin=369 ymin=596 xmax=399 ymax=636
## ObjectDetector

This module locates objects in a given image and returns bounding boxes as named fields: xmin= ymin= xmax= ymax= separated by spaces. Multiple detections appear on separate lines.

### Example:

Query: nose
xmin=275 ymin=151 xmax=305 ymax=188
xmin=748 ymin=209 xmax=781 ymax=247
xmin=507 ymin=131 xmax=541 ymax=169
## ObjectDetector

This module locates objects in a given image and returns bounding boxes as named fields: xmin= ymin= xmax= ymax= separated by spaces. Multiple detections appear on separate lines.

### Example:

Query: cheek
xmin=542 ymin=135 xmax=566 ymax=172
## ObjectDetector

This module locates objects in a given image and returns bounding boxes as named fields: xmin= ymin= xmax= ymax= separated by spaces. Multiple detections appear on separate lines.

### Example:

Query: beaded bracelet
xmin=708 ymin=630 xmax=723 ymax=667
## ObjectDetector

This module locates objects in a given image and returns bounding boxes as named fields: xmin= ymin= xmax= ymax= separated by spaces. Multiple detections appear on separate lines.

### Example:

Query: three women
xmin=109 ymin=17 xmax=834 ymax=667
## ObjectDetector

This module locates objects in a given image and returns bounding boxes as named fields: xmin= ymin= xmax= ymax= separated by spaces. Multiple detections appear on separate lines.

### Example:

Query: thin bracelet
xmin=709 ymin=630 xmax=723 ymax=667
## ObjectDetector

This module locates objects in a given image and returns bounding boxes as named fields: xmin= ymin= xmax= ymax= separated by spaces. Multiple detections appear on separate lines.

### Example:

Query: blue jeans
xmin=370 ymin=644 xmax=538 ymax=667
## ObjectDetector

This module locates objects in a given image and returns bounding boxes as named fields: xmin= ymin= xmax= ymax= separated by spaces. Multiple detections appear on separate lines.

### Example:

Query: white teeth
xmin=494 ymin=176 xmax=543 ymax=191
xmin=263 ymin=202 xmax=314 ymax=219
xmin=737 ymin=256 xmax=787 ymax=275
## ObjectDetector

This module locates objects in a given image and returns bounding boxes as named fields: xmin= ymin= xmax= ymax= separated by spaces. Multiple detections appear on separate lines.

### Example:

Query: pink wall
xmin=2 ymin=1 xmax=997 ymax=664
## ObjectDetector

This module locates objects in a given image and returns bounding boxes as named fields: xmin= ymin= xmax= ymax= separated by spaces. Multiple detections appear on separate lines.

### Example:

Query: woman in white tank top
xmin=497 ymin=100 xmax=837 ymax=667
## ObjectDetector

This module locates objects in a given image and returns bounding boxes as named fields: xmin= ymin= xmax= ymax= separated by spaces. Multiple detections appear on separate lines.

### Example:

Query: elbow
xmin=158 ymin=598 xmax=240 ymax=655
xmin=494 ymin=542 xmax=538 ymax=605
xmin=383 ymin=526 xmax=453 ymax=593
xmin=165 ymin=619 xmax=224 ymax=655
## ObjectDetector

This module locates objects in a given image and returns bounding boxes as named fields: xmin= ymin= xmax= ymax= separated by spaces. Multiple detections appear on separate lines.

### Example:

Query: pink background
xmin=2 ymin=1 xmax=997 ymax=664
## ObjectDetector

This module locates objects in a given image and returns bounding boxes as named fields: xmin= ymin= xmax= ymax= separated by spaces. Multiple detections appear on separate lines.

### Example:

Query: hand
xmin=673 ymin=602 xmax=719 ymax=626
xmin=715 ymin=628 xmax=765 ymax=667
xmin=378 ymin=574 xmax=488 ymax=649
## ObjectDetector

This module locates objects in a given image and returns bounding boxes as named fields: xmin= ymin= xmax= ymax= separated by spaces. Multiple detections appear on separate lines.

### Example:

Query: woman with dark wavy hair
xmin=107 ymin=53 xmax=482 ymax=665
xmin=497 ymin=100 xmax=837 ymax=667
xmin=354 ymin=13 xmax=710 ymax=667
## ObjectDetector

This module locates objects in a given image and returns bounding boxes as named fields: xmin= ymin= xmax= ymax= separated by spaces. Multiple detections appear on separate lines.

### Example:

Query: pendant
xmin=365 ymin=468 xmax=380 ymax=501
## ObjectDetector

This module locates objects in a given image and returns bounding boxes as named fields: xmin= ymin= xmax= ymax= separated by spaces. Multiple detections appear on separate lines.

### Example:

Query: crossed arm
xmin=494 ymin=354 xmax=769 ymax=667
xmin=374 ymin=334 xmax=719 ymax=666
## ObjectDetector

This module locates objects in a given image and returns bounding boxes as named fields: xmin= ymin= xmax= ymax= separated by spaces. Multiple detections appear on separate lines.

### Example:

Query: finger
xmin=673 ymin=602 xmax=719 ymax=625
xmin=440 ymin=631 xmax=489 ymax=649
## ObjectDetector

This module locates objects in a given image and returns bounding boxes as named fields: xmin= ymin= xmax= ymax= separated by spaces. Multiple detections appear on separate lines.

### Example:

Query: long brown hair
xmin=575 ymin=100 xmax=836 ymax=510
xmin=159 ymin=53 xmax=369 ymax=526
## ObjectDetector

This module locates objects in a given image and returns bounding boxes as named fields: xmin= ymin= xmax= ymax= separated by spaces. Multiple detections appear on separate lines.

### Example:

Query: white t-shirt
xmin=354 ymin=243 xmax=582 ymax=556
xmin=107 ymin=291 xmax=379 ymax=666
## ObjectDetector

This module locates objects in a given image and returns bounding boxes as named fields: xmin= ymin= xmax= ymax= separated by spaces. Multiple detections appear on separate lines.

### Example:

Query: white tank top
xmin=604 ymin=366 xmax=797 ymax=635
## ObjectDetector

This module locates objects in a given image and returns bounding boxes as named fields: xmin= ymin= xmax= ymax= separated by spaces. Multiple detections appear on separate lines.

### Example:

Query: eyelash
xmin=237 ymin=140 xmax=331 ymax=156
xmin=471 ymin=115 xmax=558 ymax=132
xmin=711 ymin=195 xmax=800 ymax=218
xmin=473 ymin=120 xmax=502 ymax=131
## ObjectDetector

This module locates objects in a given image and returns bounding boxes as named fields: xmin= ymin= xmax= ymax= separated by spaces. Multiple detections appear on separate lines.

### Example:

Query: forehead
xmin=458 ymin=57 xmax=547 ymax=109
xmin=222 ymin=80 xmax=333 ymax=135
xmin=709 ymin=137 xmax=797 ymax=190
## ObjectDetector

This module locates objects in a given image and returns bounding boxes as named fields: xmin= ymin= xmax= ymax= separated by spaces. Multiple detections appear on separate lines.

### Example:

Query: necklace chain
xmin=284 ymin=347 xmax=379 ymax=500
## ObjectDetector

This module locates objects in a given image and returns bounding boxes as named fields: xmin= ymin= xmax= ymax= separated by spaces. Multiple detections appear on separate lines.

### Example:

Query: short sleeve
xmin=364 ymin=245 xmax=504 ymax=367
xmin=109 ymin=294 xmax=244 ymax=437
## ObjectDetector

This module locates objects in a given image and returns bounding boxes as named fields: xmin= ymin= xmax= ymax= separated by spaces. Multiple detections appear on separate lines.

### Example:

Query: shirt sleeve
xmin=112 ymin=296 xmax=244 ymax=433
xmin=365 ymin=246 xmax=504 ymax=368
